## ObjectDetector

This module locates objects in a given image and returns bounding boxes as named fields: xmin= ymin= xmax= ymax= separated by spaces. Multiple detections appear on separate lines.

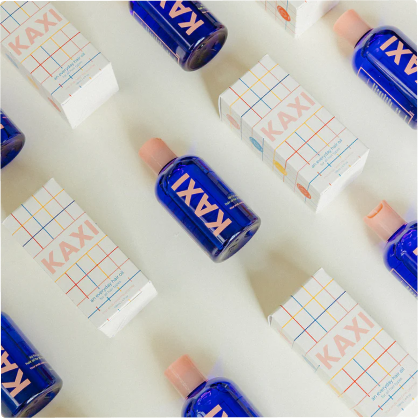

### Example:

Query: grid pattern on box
xmin=6 ymin=180 xmax=80 ymax=258
xmin=21 ymin=22 xmax=99 ymax=101
xmin=225 ymin=58 xmax=295 ymax=132
xmin=3 ymin=179 xmax=142 ymax=324
xmin=278 ymin=272 xmax=353 ymax=348
xmin=223 ymin=56 xmax=362 ymax=201
xmin=56 ymin=235 xmax=142 ymax=323
xmin=1 ymin=1 xmax=103 ymax=104
xmin=273 ymin=110 xmax=359 ymax=203
xmin=329 ymin=331 xmax=416 ymax=416
xmin=0 ymin=1 xmax=45 ymax=41
xmin=277 ymin=272 xmax=417 ymax=416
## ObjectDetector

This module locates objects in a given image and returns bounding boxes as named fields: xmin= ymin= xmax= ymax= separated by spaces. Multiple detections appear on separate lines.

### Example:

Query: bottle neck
xmin=355 ymin=28 xmax=373 ymax=47
xmin=186 ymin=380 xmax=208 ymax=399
xmin=387 ymin=222 xmax=408 ymax=243
xmin=158 ymin=158 xmax=176 ymax=174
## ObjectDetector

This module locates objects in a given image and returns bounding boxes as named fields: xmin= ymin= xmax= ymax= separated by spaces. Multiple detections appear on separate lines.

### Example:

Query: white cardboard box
xmin=219 ymin=54 xmax=369 ymax=212
xmin=2 ymin=179 xmax=157 ymax=337
xmin=256 ymin=0 xmax=339 ymax=37
xmin=0 ymin=1 xmax=119 ymax=128
xmin=269 ymin=268 xmax=418 ymax=416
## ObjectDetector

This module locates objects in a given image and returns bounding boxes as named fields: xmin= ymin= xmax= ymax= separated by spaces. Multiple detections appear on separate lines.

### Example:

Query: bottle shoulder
xmin=383 ymin=222 xmax=417 ymax=281
xmin=353 ymin=26 xmax=415 ymax=61
xmin=0 ymin=311 xmax=11 ymax=327
xmin=384 ymin=221 xmax=417 ymax=259
xmin=386 ymin=221 xmax=417 ymax=244
xmin=352 ymin=25 xmax=417 ymax=107
xmin=356 ymin=26 xmax=404 ymax=47
xmin=157 ymin=155 xmax=210 ymax=182
xmin=206 ymin=377 xmax=237 ymax=389
xmin=354 ymin=26 xmax=417 ymax=59
xmin=187 ymin=377 xmax=239 ymax=400
xmin=162 ymin=155 xmax=203 ymax=170
xmin=182 ymin=378 xmax=240 ymax=415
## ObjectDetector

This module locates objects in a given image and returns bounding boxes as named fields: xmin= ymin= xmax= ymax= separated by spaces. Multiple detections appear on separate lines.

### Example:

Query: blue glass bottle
xmin=364 ymin=201 xmax=417 ymax=297
xmin=334 ymin=10 xmax=417 ymax=128
xmin=1 ymin=312 xmax=62 ymax=417
xmin=165 ymin=355 xmax=261 ymax=417
xmin=129 ymin=1 xmax=227 ymax=71
xmin=1 ymin=110 xmax=25 ymax=168
xmin=139 ymin=138 xmax=260 ymax=262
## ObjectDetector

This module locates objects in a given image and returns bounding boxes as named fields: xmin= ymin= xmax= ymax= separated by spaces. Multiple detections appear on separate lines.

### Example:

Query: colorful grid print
xmin=2 ymin=179 xmax=156 ymax=334
xmin=0 ymin=1 xmax=42 ymax=38
xmin=256 ymin=0 xmax=339 ymax=37
xmin=219 ymin=55 xmax=369 ymax=211
xmin=269 ymin=268 xmax=417 ymax=417
xmin=1 ymin=2 xmax=110 ymax=112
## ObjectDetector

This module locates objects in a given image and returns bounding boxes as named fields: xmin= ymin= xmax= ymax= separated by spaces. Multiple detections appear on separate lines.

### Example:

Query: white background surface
xmin=1 ymin=1 xmax=417 ymax=417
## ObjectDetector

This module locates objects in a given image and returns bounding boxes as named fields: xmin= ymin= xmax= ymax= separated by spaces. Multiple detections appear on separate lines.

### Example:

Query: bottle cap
xmin=139 ymin=137 xmax=177 ymax=175
xmin=333 ymin=9 xmax=372 ymax=47
xmin=165 ymin=355 xmax=207 ymax=398
xmin=364 ymin=200 xmax=406 ymax=242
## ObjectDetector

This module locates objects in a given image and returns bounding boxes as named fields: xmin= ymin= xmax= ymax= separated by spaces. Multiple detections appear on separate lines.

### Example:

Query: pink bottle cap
xmin=165 ymin=355 xmax=207 ymax=398
xmin=139 ymin=137 xmax=177 ymax=175
xmin=364 ymin=200 xmax=406 ymax=242
xmin=333 ymin=9 xmax=372 ymax=47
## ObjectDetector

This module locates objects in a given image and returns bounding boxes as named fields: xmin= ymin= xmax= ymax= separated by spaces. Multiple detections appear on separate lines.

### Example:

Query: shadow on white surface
xmin=1 ymin=158 xmax=52 ymax=218
xmin=245 ymin=246 xmax=313 ymax=318
xmin=123 ymin=118 xmax=165 ymax=176
xmin=200 ymin=52 xmax=251 ymax=112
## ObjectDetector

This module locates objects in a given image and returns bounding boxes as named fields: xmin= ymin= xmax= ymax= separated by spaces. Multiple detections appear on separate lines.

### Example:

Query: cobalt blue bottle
xmin=1 ymin=312 xmax=62 ymax=417
xmin=139 ymin=138 xmax=260 ymax=262
xmin=165 ymin=355 xmax=261 ymax=417
xmin=129 ymin=1 xmax=227 ymax=71
xmin=1 ymin=110 xmax=25 ymax=168
xmin=364 ymin=200 xmax=417 ymax=297
xmin=334 ymin=10 xmax=417 ymax=128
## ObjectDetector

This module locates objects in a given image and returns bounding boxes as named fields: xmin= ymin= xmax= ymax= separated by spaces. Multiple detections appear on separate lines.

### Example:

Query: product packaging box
xmin=256 ymin=0 xmax=339 ymax=37
xmin=269 ymin=268 xmax=417 ymax=416
xmin=219 ymin=55 xmax=369 ymax=212
xmin=0 ymin=1 xmax=119 ymax=128
xmin=2 ymin=179 xmax=157 ymax=337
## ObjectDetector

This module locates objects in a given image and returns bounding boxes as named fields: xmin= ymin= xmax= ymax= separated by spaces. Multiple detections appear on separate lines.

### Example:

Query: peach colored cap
xmin=165 ymin=355 xmax=207 ymax=398
xmin=139 ymin=137 xmax=177 ymax=175
xmin=364 ymin=200 xmax=406 ymax=242
xmin=333 ymin=9 xmax=372 ymax=47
